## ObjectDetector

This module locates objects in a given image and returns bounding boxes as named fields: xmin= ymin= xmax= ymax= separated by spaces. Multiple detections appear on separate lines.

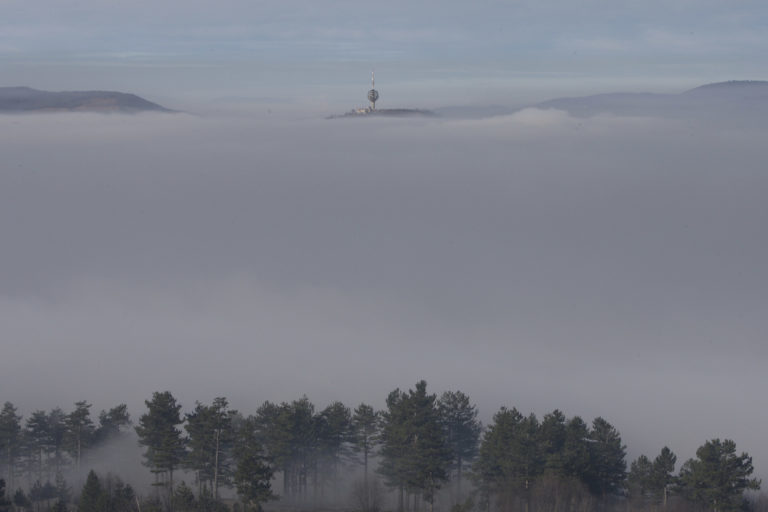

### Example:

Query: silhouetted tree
xmin=650 ymin=446 xmax=677 ymax=507
xmin=586 ymin=417 xmax=626 ymax=497
xmin=677 ymin=439 xmax=760 ymax=512
xmin=379 ymin=381 xmax=450 ymax=512
xmin=351 ymin=404 xmax=379 ymax=510
xmin=185 ymin=397 xmax=235 ymax=499
xmin=65 ymin=402 xmax=93 ymax=472
xmin=233 ymin=417 xmax=274 ymax=512
xmin=437 ymin=391 xmax=481 ymax=502
xmin=78 ymin=471 xmax=103 ymax=512
xmin=135 ymin=391 xmax=186 ymax=512
xmin=0 ymin=404 xmax=21 ymax=491
xmin=0 ymin=479 xmax=10 ymax=512
xmin=317 ymin=401 xmax=351 ymax=499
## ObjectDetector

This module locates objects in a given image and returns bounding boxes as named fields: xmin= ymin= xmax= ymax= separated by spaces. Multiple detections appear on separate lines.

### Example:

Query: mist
xmin=1 ymin=106 xmax=767 ymax=487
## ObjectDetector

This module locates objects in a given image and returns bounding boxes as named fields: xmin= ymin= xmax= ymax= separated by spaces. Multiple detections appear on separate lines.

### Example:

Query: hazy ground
xmin=1 ymin=104 xmax=766 ymax=481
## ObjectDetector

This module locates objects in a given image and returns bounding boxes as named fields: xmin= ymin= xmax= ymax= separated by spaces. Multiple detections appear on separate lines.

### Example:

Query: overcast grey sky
xmin=1 ymin=108 xmax=767 ymax=477
xmin=2 ymin=0 xmax=768 ymax=108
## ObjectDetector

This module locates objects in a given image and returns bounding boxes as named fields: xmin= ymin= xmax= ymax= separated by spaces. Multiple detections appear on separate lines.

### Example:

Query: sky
xmin=2 ymin=0 xmax=768 ymax=109
xmin=2 ymin=0 xmax=768 ymax=488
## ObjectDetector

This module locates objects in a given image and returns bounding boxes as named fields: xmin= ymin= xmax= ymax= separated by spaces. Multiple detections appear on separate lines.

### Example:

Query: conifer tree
xmin=437 ymin=391 xmax=481 ymax=501
xmin=185 ymin=397 xmax=235 ymax=499
xmin=0 ymin=479 xmax=10 ymax=512
xmin=78 ymin=471 xmax=103 ymax=512
xmin=135 ymin=391 xmax=186 ymax=511
xmin=351 ymin=403 xmax=379 ymax=508
xmin=317 ymin=401 xmax=351 ymax=499
xmin=65 ymin=402 xmax=93 ymax=472
xmin=233 ymin=418 xmax=274 ymax=512
xmin=678 ymin=439 xmax=760 ymax=512
xmin=0 ymin=403 xmax=21 ymax=491
xmin=24 ymin=411 xmax=51 ymax=482
xmin=379 ymin=381 xmax=450 ymax=512
xmin=538 ymin=409 xmax=567 ymax=474
xmin=46 ymin=409 xmax=68 ymax=476
xmin=94 ymin=405 xmax=131 ymax=445
xmin=649 ymin=446 xmax=676 ymax=507
xmin=628 ymin=454 xmax=653 ymax=503
xmin=586 ymin=417 xmax=626 ymax=497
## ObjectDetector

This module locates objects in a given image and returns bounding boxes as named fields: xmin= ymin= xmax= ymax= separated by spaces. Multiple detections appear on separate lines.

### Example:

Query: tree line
xmin=0 ymin=380 xmax=762 ymax=512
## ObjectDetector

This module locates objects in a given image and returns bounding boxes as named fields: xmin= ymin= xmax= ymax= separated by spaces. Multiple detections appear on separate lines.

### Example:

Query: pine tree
xmin=678 ymin=439 xmax=760 ymax=512
xmin=627 ymin=454 xmax=653 ymax=503
xmin=379 ymin=381 xmax=450 ymax=512
xmin=185 ymin=397 xmax=235 ymax=499
xmin=377 ymin=389 xmax=410 ymax=512
xmin=46 ymin=409 xmax=68 ymax=476
xmin=233 ymin=418 xmax=274 ymax=512
xmin=0 ymin=479 xmax=10 ymax=512
xmin=538 ymin=409 xmax=567 ymax=474
xmin=317 ymin=401 xmax=351 ymax=500
xmin=65 ymin=402 xmax=93 ymax=472
xmin=586 ymin=417 xmax=626 ymax=497
xmin=561 ymin=416 xmax=591 ymax=480
xmin=93 ymin=405 xmax=131 ymax=445
xmin=174 ymin=481 xmax=196 ymax=512
xmin=437 ymin=391 xmax=481 ymax=502
xmin=135 ymin=391 xmax=186 ymax=512
xmin=351 ymin=403 xmax=379 ymax=509
xmin=24 ymin=411 xmax=51 ymax=482
xmin=649 ymin=446 xmax=676 ymax=507
xmin=78 ymin=471 xmax=103 ymax=512
xmin=13 ymin=488 xmax=31 ymax=511
xmin=0 ymin=403 xmax=21 ymax=491
xmin=473 ymin=407 xmax=524 ymax=511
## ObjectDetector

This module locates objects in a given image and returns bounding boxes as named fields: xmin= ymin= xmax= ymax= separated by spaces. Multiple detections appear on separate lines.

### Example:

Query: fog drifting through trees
xmin=2 ymin=104 xmax=768 ymax=511
xmin=0 ymin=380 xmax=765 ymax=512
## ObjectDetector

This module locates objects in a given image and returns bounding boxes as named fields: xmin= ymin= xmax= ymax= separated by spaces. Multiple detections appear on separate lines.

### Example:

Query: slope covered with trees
xmin=0 ymin=382 xmax=763 ymax=512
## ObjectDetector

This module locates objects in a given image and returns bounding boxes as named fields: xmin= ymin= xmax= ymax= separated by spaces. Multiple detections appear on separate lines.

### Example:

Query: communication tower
xmin=367 ymin=71 xmax=379 ymax=110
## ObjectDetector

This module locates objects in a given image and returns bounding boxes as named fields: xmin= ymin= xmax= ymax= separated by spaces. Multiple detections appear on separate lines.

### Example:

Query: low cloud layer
xmin=1 ymin=109 xmax=767 ymax=477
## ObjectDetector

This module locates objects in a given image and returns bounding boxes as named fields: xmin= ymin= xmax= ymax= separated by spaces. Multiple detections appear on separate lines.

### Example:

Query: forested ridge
xmin=0 ymin=381 xmax=762 ymax=512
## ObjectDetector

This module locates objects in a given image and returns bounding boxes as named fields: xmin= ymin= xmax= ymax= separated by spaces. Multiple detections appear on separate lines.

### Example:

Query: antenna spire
xmin=367 ymin=70 xmax=379 ymax=110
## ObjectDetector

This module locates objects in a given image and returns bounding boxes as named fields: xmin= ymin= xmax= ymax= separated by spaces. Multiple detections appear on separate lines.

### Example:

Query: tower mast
xmin=367 ymin=70 xmax=379 ymax=110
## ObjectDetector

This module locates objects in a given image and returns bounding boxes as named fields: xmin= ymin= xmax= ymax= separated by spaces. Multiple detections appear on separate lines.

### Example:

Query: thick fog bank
xmin=1 ymin=110 xmax=767 ymax=477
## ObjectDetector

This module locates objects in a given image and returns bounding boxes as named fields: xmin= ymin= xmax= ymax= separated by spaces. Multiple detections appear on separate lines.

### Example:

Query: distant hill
xmin=534 ymin=80 xmax=768 ymax=121
xmin=0 ymin=87 xmax=174 ymax=113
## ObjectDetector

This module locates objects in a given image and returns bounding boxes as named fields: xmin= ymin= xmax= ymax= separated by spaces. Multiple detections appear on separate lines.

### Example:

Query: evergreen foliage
xmin=78 ymin=471 xmax=103 ymax=512
xmin=0 ymin=479 xmax=10 ymax=512
xmin=95 ymin=405 xmax=132 ymax=444
xmin=233 ymin=417 xmax=275 ymax=511
xmin=437 ymin=391 xmax=481 ymax=500
xmin=379 ymin=381 xmax=451 ymax=512
xmin=677 ymin=439 xmax=760 ymax=512
xmin=351 ymin=403 xmax=380 ymax=509
xmin=13 ymin=488 xmax=31 ymax=510
xmin=184 ymin=397 xmax=235 ymax=499
xmin=1 ymin=387 xmax=763 ymax=512
xmin=65 ymin=402 xmax=93 ymax=472
xmin=135 ymin=391 xmax=186 ymax=511
xmin=0 ymin=404 xmax=21 ymax=491
xmin=586 ymin=417 xmax=626 ymax=496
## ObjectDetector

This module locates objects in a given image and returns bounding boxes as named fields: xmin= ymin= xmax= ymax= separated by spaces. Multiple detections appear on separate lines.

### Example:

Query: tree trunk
xmin=457 ymin=457 xmax=463 ymax=503
xmin=213 ymin=429 xmax=220 ymax=500
xmin=169 ymin=469 xmax=174 ymax=512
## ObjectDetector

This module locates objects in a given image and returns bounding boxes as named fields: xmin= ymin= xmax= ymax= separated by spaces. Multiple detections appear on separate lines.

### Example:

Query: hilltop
xmin=534 ymin=80 xmax=768 ymax=120
xmin=0 ymin=86 xmax=174 ymax=113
